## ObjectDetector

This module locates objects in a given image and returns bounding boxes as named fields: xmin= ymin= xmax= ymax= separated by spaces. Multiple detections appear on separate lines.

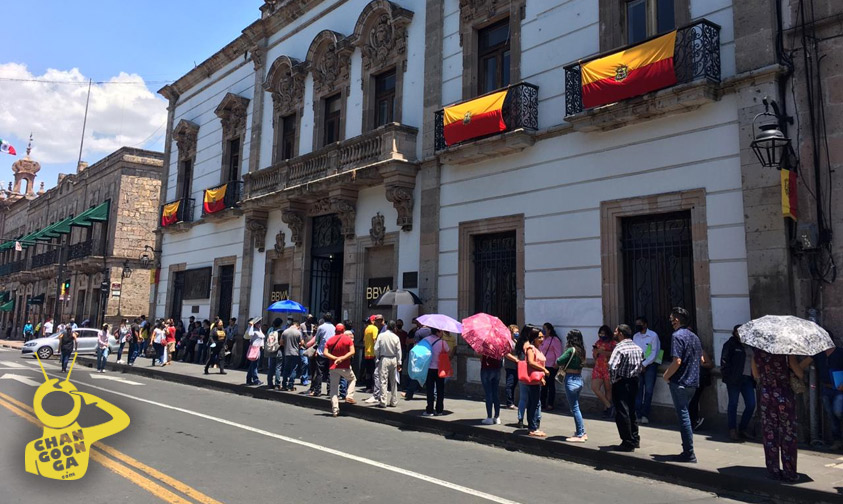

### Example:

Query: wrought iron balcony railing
xmin=160 ymin=197 xmax=195 ymax=228
xmin=67 ymin=240 xmax=93 ymax=261
xmin=8 ymin=259 xmax=27 ymax=274
xmin=202 ymin=180 xmax=242 ymax=216
xmin=434 ymin=82 xmax=539 ymax=152
xmin=32 ymin=249 xmax=58 ymax=268
xmin=564 ymin=19 xmax=721 ymax=117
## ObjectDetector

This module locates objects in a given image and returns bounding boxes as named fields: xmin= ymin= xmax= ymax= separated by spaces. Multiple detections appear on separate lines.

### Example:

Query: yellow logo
xmin=463 ymin=111 xmax=472 ymax=125
xmin=614 ymin=64 xmax=629 ymax=82
xmin=24 ymin=354 xmax=130 ymax=480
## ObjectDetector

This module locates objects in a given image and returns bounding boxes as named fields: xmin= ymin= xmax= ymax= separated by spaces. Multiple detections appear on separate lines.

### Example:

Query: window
xmin=626 ymin=0 xmax=675 ymax=45
xmin=179 ymin=159 xmax=193 ymax=201
xmin=226 ymin=138 xmax=240 ymax=182
xmin=473 ymin=231 xmax=517 ymax=326
xmin=478 ymin=18 xmax=511 ymax=95
xmin=373 ymin=70 xmax=396 ymax=128
xmin=183 ymin=267 xmax=212 ymax=300
xmin=280 ymin=115 xmax=296 ymax=160
xmin=323 ymin=94 xmax=342 ymax=146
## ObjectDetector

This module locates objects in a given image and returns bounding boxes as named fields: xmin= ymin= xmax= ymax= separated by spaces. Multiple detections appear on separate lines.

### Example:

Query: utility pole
xmin=76 ymin=79 xmax=92 ymax=170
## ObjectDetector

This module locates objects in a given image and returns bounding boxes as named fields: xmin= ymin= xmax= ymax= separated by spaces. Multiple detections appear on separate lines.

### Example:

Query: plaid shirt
xmin=608 ymin=338 xmax=644 ymax=383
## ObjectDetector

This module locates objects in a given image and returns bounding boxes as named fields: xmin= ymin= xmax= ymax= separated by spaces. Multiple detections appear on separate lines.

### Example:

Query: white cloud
xmin=0 ymin=63 xmax=167 ymax=164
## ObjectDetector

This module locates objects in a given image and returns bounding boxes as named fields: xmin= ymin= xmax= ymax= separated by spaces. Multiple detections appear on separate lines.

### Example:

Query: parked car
xmin=21 ymin=328 xmax=119 ymax=360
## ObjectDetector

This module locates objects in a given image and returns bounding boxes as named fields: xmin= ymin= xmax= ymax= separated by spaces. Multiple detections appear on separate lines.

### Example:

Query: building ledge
xmin=436 ymin=128 xmax=537 ymax=165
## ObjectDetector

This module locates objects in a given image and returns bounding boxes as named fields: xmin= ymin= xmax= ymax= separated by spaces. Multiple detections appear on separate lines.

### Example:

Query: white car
xmin=21 ymin=328 xmax=119 ymax=360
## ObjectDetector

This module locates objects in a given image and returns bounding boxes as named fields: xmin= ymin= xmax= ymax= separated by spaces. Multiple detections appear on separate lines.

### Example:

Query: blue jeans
xmin=518 ymin=382 xmax=542 ymax=425
xmin=481 ymin=368 xmax=501 ymax=419
xmin=153 ymin=343 xmax=164 ymax=365
xmin=669 ymin=382 xmax=697 ymax=454
xmin=61 ymin=351 xmax=72 ymax=371
xmin=96 ymin=347 xmax=109 ymax=371
xmin=267 ymin=355 xmax=280 ymax=387
xmin=246 ymin=359 xmax=260 ymax=384
xmin=117 ymin=342 xmax=125 ymax=361
xmin=283 ymin=355 xmax=298 ymax=389
xmin=504 ymin=367 xmax=518 ymax=407
xmin=636 ymin=363 xmax=658 ymax=418
xmin=822 ymin=389 xmax=843 ymax=441
xmin=565 ymin=374 xmax=586 ymax=437
xmin=526 ymin=384 xmax=541 ymax=431
xmin=726 ymin=376 xmax=756 ymax=431
xmin=128 ymin=342 xmax=139 ymax=364
xmin=196 ymin=344 xmax=207 ymax=364
xmin=299 ymin=350 xmax=310 ymax=384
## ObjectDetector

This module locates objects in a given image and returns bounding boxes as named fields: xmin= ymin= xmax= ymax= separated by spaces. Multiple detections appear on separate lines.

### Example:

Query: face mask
xmin=635 ymin=325 xmax=644 ymax=333
xmin=598 ymin=333 xmax=609 ymax=340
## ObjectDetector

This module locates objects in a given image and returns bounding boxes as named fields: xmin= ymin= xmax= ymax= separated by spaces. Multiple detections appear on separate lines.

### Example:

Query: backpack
xmin=408 ymin=339 xmax=433 ymax=386
xmin=265 ymin=329 xmax=280 ymax=354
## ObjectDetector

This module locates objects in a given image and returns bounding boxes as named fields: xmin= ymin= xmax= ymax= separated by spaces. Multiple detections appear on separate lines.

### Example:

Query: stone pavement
xmin=3 ymin=338 xmax=842 ymax=503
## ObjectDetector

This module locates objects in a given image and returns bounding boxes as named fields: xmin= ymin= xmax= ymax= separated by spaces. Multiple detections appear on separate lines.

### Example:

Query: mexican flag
xmin=0 ymin=139 xmax=16 ymax=156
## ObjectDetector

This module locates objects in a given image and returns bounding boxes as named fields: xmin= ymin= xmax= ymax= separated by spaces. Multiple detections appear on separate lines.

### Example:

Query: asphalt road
xmin=0 ymin=349 xmax=753 ymax=504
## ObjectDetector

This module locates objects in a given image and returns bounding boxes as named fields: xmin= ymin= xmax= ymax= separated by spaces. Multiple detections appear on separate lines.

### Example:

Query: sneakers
xmin=116 ymin=360 xmax=124 ymax=364
xmin=693 ymin=417 xmax=705 ymax=431
xmin=566 ymin=435 xmax=587 ymax=443
xmin=639 ymin=416 xmax=649 ymax=425
xmin=481 ymin=418 xmax=494 ymax=425
xmin=332 ymin=411 xmax=339 ymax=417
xmin=494 ymin=417 xmax=501 ymax=425
xmin=422 ymin=411 xmax=435 ymax=417
xmin=364 ymin=397 xmax=378 ymax=404
xmin=671 ymin=451 xmax=697 ymax=463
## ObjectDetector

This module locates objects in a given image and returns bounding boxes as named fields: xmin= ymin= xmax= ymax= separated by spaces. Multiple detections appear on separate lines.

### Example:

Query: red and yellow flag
xmin=161 ymin=200 xmax=180 ymax=227
xmin=443 ymin=89 xmax=508 ymax=146
xmin=581 ymin=31 xmax=677 ymax=109
xmin=781 ymin=168 xmax=798 ymax=220
xmin=203 ymin=184 xmax=227 ymax=214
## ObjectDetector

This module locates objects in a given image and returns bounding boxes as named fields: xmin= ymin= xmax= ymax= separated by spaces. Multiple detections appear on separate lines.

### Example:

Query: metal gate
xmin=169 ymin=271 xmax=185 ymax=320
xmin=621 ymin=211 xmax=695 ymax=353
xmin=217 ymin=265 xmax=235 ymax=322
xmin=309 ymin=214 xmax=344 ymax=317
xmin=473 ymin=231 xmax=517 ymax=326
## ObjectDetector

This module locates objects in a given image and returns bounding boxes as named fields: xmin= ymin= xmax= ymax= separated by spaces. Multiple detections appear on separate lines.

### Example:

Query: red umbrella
xmin=461 ymin=313 xmax=511 ymax=359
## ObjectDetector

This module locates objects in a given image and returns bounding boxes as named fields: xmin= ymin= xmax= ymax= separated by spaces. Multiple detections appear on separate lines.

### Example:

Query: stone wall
xmin=113 ymin=174 xmax=162 ymax=258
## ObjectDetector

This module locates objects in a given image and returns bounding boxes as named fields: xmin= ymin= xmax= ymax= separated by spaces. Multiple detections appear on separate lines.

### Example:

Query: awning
xmin=37 ymin=217 xmax=74 ymax=240
xmin=0 ymin=299 xmax=14 ymax=312
xmin=70 ymin=201 xmax=110 ymax=228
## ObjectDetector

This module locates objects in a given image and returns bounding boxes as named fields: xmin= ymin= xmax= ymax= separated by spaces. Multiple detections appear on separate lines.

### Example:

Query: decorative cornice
xmin=351 ymin=1 xmax=414 ymax=72
xmin=173 ymin=120 xmax=199 ymax=160
xmin=305 ymin=30 xmax=352 ymax=97
xmin=215 ymin=93 xmax=250 ymax=138
xmin=281 ymin=209 xmax=304 ymax=246
xmin=264 ymin=56 xmax=306 ymax=117
xmin=385 ymin=185 xmax=414 ymax=232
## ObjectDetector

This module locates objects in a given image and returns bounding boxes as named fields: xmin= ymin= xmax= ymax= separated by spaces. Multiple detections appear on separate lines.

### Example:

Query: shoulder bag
xmin=555 ymin=349 xmax=577 ymax=384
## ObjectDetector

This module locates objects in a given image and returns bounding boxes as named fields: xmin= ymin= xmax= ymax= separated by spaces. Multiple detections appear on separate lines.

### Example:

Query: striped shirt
xmin=608 ymin=338 xmax=644 ymax=383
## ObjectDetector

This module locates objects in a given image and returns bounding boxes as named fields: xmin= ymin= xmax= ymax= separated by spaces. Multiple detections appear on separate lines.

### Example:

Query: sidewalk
xmin=3 ymin=338 xmax=841 ymax=503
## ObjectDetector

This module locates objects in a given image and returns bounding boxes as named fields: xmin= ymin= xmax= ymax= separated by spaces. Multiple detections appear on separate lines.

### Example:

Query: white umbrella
xmin=738 ymin=315 xmax=834 ymax=355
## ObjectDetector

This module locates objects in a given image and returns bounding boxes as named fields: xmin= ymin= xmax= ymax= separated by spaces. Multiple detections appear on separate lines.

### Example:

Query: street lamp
xmin=117 ymin=260 xmax=132 ymax=317
xmin=750 ymin=97 xmax=794 ymax=170
xmin=140 ymin=245 xmax=158 ymax=269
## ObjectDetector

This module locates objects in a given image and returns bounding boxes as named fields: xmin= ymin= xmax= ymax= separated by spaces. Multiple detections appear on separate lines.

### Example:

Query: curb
xmin=77 ymin=356 xmax=835 ymax=504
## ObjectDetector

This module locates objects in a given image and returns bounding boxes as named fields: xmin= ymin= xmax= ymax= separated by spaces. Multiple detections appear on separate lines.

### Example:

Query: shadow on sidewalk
xmin=717 ymin=465 xmax=815 ymax=485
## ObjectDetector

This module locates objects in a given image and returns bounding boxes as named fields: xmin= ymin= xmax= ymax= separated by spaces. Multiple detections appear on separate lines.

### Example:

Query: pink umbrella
xmin=461 ymin=313 xmax=512 ymax=359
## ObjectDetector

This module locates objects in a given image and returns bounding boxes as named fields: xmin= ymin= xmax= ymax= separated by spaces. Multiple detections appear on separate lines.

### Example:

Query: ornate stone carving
xmin=306 ymin=31 xmax=351 ymax=96
xmin=353 ymin=2 xmax=413 ymax=72
xmin=332 ymin=198 xmax=357 ymax=240
xmin=369 ymin=212 xmax=385 ymax=246
xmin=214 ymin=93 xmax=250 ymax=138
xmin=249 ymin=44 xmax=267 ymax=70
xmin=173 ymin=120 xmax=199 ymax=159
xmin=459 ymin=0 xmax=503 ymax=23
xmin=310 ymin=197 xmax=334 ymax=216
xmin=281 ymin=210 xmax=304 ymax=246
xmin=248 ymin=219 xmax=268 ymax=252
xmin=385 ymin=186 xmax=414 ymax=232
xmin=274 ymin=230 xmax=285 ymax=254
xmin=264 ymin=56 xmax=305 ymax=118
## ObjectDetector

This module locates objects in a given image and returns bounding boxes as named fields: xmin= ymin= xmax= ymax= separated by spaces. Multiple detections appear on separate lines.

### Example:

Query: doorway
xmin=170 ymin=271 xmax=185 ymax=320
xmin=216 ymin=265 xmax=235 ymax=323
xmin=309 ymin=214 xmax=344 ymax=318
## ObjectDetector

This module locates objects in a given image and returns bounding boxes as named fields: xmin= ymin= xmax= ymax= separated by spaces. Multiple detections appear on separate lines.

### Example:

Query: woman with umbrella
xmin=740 ymin=315 xmax=835 ymax=482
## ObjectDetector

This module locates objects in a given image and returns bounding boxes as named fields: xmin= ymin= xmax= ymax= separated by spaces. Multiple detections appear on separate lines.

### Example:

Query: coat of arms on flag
xmin=0 ymin=139 xmax=16 ymax=156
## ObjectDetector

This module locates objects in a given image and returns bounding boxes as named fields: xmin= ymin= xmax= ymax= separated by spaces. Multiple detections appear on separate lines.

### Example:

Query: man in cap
xmin=375 ymin=320 xmax=402 ymax=407
xmin=362 ymin=315 xmax=379 ymax=393
xmin=324 ymin=323 xmax=357 ymax=417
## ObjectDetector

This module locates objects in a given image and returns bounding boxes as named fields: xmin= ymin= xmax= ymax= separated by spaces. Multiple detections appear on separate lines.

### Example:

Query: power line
xmin=0 ymin=77 xmax=174 ymax=85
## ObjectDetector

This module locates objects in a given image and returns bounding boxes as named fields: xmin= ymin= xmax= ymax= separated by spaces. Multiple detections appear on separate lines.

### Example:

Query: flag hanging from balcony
xmin=443 ymin=89 xmax=508 ymax=146
xmin=203 ymin=184 xmax=228 ymax=214
xmin=580 ymin=31 xmax=677 ymax=109
xmin=161 ymin=200 xmax=181 ymax=227
xmin=781 ymin=168 xmax=797 ymax=220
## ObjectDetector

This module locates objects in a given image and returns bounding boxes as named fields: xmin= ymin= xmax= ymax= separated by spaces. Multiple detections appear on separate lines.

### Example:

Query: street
xmin=0 ymin=349 xmax=750 ymax=504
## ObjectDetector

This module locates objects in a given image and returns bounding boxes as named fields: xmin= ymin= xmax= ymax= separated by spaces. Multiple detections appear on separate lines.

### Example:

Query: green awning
xmin=36 ymin=217 xmax=74 ymax=241
xmin=0 ymin=299 xmax=14 ymax=312
xmin=70 ymin=201 xmax=110 ymax=228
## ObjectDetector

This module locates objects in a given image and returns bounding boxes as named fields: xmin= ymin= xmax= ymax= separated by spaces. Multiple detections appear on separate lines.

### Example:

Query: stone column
xmin=236 ymin=210 xmax=268 ymax=365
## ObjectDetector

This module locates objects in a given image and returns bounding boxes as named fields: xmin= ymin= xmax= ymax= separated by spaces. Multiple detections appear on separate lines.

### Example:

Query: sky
xmin=0 ymin=1 xmax=259 ymax=191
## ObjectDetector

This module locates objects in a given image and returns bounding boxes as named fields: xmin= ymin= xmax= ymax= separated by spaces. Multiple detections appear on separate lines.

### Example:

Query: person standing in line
xmin=539 ymin=323 xmax=563 ymax=411
xmin=301 ymin=314 xmax=318 ymax=390
xmin=608 ymin=324 xmax=643 ymax=452
xmin=362 ymin=316 xmax=379 ymax=393
xmin=115 ymin=319 xmax=131 ymax=364
xmin=23 ymin=320 xmax=34 ymax=342
xmin=138 ymin=315 xmax=149 ymax=357
xmin=395 ymin=319 xmax=409 ymax=390
xmin=721 ymin=325 xmax=756 ymax=441
xmin=325 ymin=323 xmax=358 ymax=417
xmin=366 ymin=315 xmax=387 ymax=403
xmin=164 ymin=319 xmax=177 ymax=366
xmin=95 ymin=324 xmax=110 ymax=373
xmin=375 ymin=320 xmax=402 ymax=408
xmin=422 ymin=327 xmax=450 ymax=417
xmin=305 ymin=313 xmax=331 ymax=397
xmin=127 ymin=319 xmax=140 ymax=366
xmin=280 ymin=319 xmax=303 ymax=391
xmin=58 ymin=323 xmax=77 ymax=372
xmin=182 ymin=322 xmax=198 ymax=363
xmin=152 ymin=322 xmax=166 ymax=367
xmin=204 ymin=320 xmax=227 ymax=375
xmin=480 ymin=352 xmax=503 ymax=425
xmin=265 ymin=318 xmax=283 ymax=389
xmin=522 ymin=326 xmax=549 ymax=437
xmin=592 ymin=325 xmax=616 ymax=418
xmin=752 ymin=348 xmax=803 ymax=481
xmin=510 ymin=328 xmax=541 ymax=429
xmin=689 ymin=348 xmax=714 ymax=431
xmin=504 ymin=325 xmax=519 ymax=409
xmin=558 ymin=329 xmax=587 ymax=442
xmin=662 ymin=307 xmax=702 ymax=463
xmin=224 ymin=317 xmax=237 ymax=367
xmin=402 ymin=320 xmax=424 ymax=400
xmin=245 ymin=319 xmax=264 ymax=386
xmin=633 ymin=316 xmax=660 ymax=425
xmin=42 ymin=317 xmax=54 ymax=338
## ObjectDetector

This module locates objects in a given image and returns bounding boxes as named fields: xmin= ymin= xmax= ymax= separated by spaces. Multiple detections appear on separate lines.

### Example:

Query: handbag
xmin=555 ymin=349 xmax=576 ymax=384
xmin=790 ymin=374 xmax=807 ymax=395
xmin=517 ymin=360 xmax=544 ymax=385
xmin=246 ymin=344 xmax=260 ymax=361
xmin=437 ymin=343 xmax=453 ymax=378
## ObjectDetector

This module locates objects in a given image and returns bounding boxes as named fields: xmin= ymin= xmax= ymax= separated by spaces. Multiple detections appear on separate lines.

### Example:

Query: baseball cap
xmin=369 ymin=315 xmax=377 ymax=322
xmin=335 ymin=323 xmax=345 ymax=333
xmin=415 ymin=327 xmax=432 ymax=340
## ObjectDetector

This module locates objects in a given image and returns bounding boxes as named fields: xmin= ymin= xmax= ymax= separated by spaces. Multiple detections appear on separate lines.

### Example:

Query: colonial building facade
xmin=0 ymin=146 xmax=163 ymax=334
xmin=155 ymin=0 xmax=840 ymax=427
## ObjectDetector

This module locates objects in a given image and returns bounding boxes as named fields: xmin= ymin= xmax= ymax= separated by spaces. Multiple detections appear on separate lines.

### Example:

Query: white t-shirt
xmin=153 ymin=328 xmax=166 ymax=344
xmin=42 ymin=321 xmax=53 ymax=335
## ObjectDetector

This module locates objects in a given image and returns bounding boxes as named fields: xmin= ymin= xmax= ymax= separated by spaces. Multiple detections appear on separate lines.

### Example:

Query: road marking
xmin=89 ymin=373 xmax=143 ymax=386
xmin=0 ymin=374 xmax=41 ymax=386
xmin=3 ymin=361 xmax=30 ymax=368
xmin=36 ymin=371 xmax=523 ymax=504
xmin=0 ymin=367 xmax=39 ymax=371
xmin=23 ymin=359 xmax=59 ymax=366
xmin=0 ymin=391 xmax=217 ymax=504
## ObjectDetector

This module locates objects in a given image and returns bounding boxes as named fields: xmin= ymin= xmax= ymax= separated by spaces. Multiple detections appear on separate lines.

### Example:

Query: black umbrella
xmin=375 ymin=289 xmax=423 ymax=307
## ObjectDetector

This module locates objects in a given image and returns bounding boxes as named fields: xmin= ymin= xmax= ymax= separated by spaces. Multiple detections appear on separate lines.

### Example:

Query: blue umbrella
xmin=267 ymin=299 xmax=307 ymax=313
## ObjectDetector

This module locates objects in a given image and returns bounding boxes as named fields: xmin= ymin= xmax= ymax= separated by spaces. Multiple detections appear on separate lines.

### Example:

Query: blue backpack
xmin=408 ymin=339 xmax=433 ymax=386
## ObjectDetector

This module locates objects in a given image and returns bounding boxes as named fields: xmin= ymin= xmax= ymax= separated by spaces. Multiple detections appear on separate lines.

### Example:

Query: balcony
xmin=202 ymin=180 xmax=242 ymax=217
xmin=8 ymin=259 xmax=27 ymax=274
xmin=67 ymin=240 xmax=93 ymax=261
xmin=160 ymin=197 xmax=195 ymax=231
xmin=32 ymin=249 xmax=58 ymax=268
xmin=243 ymin=123 xmax=418 ymax=200
xmin=564 ymin=20 xmax=721 ymax=131
xmin=434 ymin=82 xmax=539 ymax=165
